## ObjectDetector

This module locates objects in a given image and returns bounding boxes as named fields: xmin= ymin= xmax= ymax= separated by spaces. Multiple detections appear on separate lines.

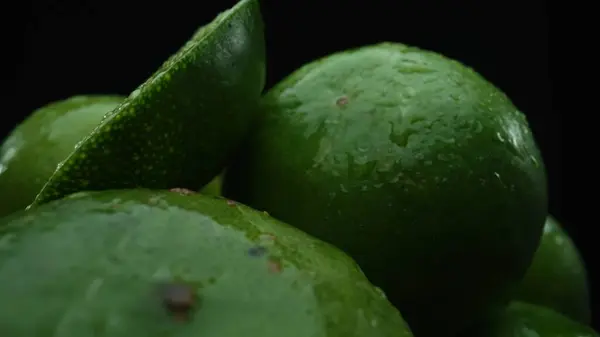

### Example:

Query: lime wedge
xmin=31 ymin=0 xmax=265 ymax=206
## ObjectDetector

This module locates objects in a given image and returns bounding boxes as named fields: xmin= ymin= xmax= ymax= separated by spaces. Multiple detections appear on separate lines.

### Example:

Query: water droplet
xmin=357 ymin=145 xmax=369 ymax=153
xmin=530 ymin=156 xmax=539 ymax=167
xmin=374 ymin=286 xmax=387 ymax=299
xmin=496 ymin=132 xmax=506 ymax=143
xmin=129 ymin=88 xmax=142 ymax=99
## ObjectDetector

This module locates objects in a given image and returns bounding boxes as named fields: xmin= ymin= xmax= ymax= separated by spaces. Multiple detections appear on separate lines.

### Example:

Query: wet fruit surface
xmin=0 ymin=95 xmax=123 ymax=217
xmin=514 ymin=216 xmax=591 ymax=324
xmin=223 ymin=42 xmax=548 ymax=336
xmin=0 ymin=189 xmax=412 ymax=337
xmin=463 ymin=302 xmax=599 ymax=337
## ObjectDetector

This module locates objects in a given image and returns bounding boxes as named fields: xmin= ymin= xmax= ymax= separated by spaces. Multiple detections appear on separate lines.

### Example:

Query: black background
xmin=3 ymin=0 xmax=587 ymax=330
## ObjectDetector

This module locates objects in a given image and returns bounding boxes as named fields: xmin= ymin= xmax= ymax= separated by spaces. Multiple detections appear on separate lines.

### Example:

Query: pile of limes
xmin=0 ymin=1 xmax=590 ymax=336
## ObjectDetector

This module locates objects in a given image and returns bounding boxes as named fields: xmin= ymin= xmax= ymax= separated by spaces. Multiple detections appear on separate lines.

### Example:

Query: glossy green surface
xmin=200 ymin=174 xmax=222 ymax=196
xmin=463 ymin=302 xmax=598 ymax=337
xmin=0 ymin=95 xmax=123 ymax=217
xmin=0 ymin=190 xmax=412 ymax=337
xmin=514 ymin=216 xmax=591 ymax=323
xmin=223 ymin=42 xmax=548 ymax=337
xmin=31 ymin=0 xmax=266 ymax=206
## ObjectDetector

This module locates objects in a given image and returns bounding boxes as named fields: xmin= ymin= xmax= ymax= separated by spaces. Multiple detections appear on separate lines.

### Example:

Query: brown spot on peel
xmin=169 ymin=188 xmax=196 ymax=195
xmin=267 ymin=258 xmax=282 ymax=273
xmin=336 ymin=96 xmax=349 ymax=107
xmin=159 ymin=282 xmax=197 ymax=320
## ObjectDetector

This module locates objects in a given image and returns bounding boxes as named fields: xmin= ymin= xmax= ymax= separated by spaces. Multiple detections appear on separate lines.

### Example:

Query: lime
xmin=514 ymin=216 xmax=591 ymax=323
xmin=463 ymin=301 xmax=598 ymax=337
xmin=0 ymin=95 xmax=123 ymax=217
xmin=0 ymin=189 xmax=412 ymax=337
xmin=31 ymin=0 xmax=266 ymax=206
xmin=223 ymin=42 xmax=548 ymax=336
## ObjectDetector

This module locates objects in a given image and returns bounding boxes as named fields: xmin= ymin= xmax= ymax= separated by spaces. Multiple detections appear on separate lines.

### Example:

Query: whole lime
xmin=463 ymin=301 xmax=598 ymax=337
xmin=0 ymin=95 xmax=123 ymax=217
xmin=0 ymin=189 xmax=412 ymax=337
xmin=514 ymin=216 xmax=591 ymax=323
xmin=223 ymin=42 xmax=548 ymax=336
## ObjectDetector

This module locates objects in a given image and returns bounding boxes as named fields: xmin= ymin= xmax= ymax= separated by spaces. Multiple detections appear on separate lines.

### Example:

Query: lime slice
xmin=31 ymin=0 xmax=265 ymax=206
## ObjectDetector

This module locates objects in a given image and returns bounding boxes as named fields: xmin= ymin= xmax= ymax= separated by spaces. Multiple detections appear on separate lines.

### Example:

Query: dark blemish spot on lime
xmin=169 ymin=188 xmax=196 ymax=195
xmin=226 ymin=199 xmax=236 ymax=206
xmin=159 ymin=282 xmax=198 ymax=320
xmin=336 ymin=96 xmax=349 ymax=107
xmin=267 ymin=258 xmax=283 ymax=273
xmin=248 ymin=245 xmax=267 ymax=257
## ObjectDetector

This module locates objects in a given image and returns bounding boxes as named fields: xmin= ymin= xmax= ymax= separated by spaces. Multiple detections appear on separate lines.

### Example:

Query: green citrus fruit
xmin=31 ymin=0 xmax=266 ymax=207
xmin=463 ymin=301 xmax=598 ymax=337
xmin=0 ymin=95 xmax=123 ymax=217
xmin=514 ymin=216 xmax=591 ymax=323
xmin=0 ymin=189 xmax=412 ymax=337
xmin=223 ymin=42 xmax=548 ymax=336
